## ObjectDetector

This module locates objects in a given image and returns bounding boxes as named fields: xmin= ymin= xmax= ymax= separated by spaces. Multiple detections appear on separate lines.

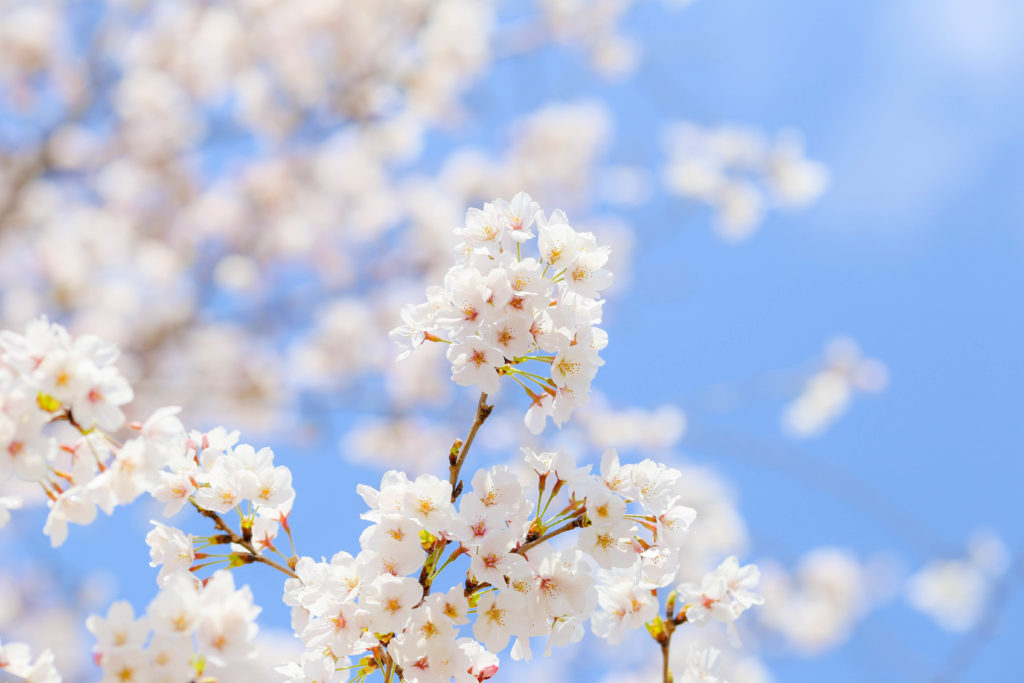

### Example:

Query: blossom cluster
xmin=0 ymin=318 xmax=296 ymax=550
xmin=278 ymin=440 xmax=764 ymax=681
xmin=86 ymin=572 xmax=261 ymax=683
xmin=151 ymin=429 xmax=295 ymax=550
xmin=0 ymin=199 xmax=771 ymax=682
xmin=0 ymin=316 xmax=301 ymax=678
xmin=0 ymin=318 xmax=169 ymax=545
xmin=662 ymin=122 xmax=828 ymax=242
xmin=391 ymin=193 xmax=612 ymax=433
xmin=676 ymin=556 xmax=764 ymax=632
xmin=0 ymin=0 xmax=659 ymax=440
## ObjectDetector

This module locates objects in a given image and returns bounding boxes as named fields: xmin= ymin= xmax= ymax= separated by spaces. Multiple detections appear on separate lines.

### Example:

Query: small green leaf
xmin=419 ymin=529 xmax=437 ymax=551
xmin=645 ymin=616 xmax=666 ymax=642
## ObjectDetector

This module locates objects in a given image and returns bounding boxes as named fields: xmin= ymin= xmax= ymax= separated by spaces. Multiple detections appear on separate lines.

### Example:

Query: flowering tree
xmin=0 ymin=200 xmax=764 ymax=682
xmin=0 ymin=2 xmax=1011 ymax=682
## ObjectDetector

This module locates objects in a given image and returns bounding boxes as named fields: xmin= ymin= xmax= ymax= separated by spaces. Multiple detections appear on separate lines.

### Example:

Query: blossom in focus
xmin=391 ymin=193 xmax=612 ymax=434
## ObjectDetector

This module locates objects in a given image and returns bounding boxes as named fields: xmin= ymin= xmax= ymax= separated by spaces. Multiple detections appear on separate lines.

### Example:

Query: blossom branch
xmin=448 ymin=392 xmax=492 ymax=502
xmin=661 ymin=636 xmax=672 ymax=683
xmin=0 ymin=193 xmax=771 ymax=682
xmin=192 ymin=502 xmax=299 ymax=579
xmin=516 ymin=512 xmax=589 ymax=556
xmin=648 ymin=606 xmax=687 ymax=683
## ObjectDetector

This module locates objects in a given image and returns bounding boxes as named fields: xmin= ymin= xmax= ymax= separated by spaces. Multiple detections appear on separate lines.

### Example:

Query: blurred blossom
xmin=0 ymin=564 xmax=114 ymax=681
xmin=906 ymin=530 xmax=1010 ymax=632
xmin=758 ymin=548 xmax=876 ymax=654
xmin=599 ymin=165 xmax=655 ymax=206
xmin=669 ymin=464 xmax=750 ymax=580
xmin=782 ymin=337 xmax=888 ymax=438
xmin=537 ymin=0 xmax=640 ymax=77
xmin=579 ymin=397 xmax=687 ymax=452
xmin=662 ymin=123 xmax=828 ymax=242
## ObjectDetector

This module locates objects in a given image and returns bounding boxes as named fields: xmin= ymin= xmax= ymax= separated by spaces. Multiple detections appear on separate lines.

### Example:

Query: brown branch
xmin=416 ymin=540 xmax=450 ymax=604
xmin=661 ymin=637 xmax=673 ymax=683
xmin=192 ymin=502 xmax=299 ymax=579
xmin=0 ymin=21 xmax=106 ymax=232
xmin=448 ymin=393 xmax=492 ymax=502
xmin=646 ymin=592 xmax=690 ymax=683
xmin=515 ymin=513 xmax=588 ymax=556
xmin=0 ymin=153 xmax=47 ymax=229
xmin=935 ymin=541 xmax=1024 ymax=683
xmin=658 ymin=609 xmax=691 ymax=683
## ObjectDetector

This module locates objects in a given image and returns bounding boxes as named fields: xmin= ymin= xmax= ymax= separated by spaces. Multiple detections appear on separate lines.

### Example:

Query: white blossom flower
xmin=147 ymin=573 xmax=201 ymax=637
xmin=360 ymin=574 xmax=423 ymax=635
xmin=678 ymin=556 xmax=763 ymax=626
xmin=591 ymin=570 xmax=658 ymax=644
xmin=472 ymin=590 xmax=521 ymax=653
xmin=146 ymin=521 xmax=195 ymax=584
xmin=678 ymin=644 xmax=726 ymax=683
xmin=195 ymin=571 xmax=261 ymax=665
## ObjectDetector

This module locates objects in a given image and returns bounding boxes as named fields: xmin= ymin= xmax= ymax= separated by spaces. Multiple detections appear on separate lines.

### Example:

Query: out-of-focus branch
xmin=934 ymin=541 xmax=1024 ymax=683
xmin=684 ymin=420 xmax=957 ymax=558
xmin=0 ymin=19 xmax=106 ymax=231
xmin=0 ymin=153 xmax=46 ymax=228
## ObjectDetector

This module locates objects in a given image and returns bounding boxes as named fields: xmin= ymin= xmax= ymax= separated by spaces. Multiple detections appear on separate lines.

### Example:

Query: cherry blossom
xmin=391 ymin=195 xmax=612 ymax=433
xmin=0 ymin=205 xmax=775 ymax=683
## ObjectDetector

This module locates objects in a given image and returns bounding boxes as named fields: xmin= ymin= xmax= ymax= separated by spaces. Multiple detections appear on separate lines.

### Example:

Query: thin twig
xmin=448 ymin=393 xmax=492 ymax=502
xmin=192 ymin=503 xmax=299 ymax=579
xmin=515 ymin=514 xmax=588 ymax=556
xmin=685 ymin=421 xmax=956 ymax=558
xmin=661 ymin=637 xmax=673 ymax=683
